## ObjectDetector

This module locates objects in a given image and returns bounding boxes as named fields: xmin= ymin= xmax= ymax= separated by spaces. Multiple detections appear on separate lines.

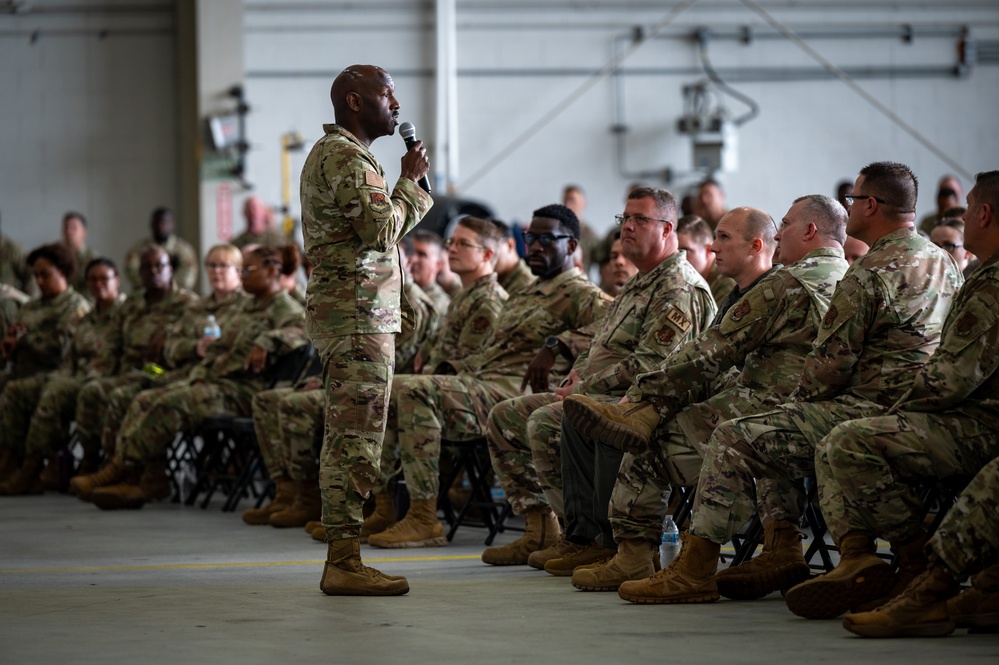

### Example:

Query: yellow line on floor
xmin=1 ymin=546 xmax=744 ymax=575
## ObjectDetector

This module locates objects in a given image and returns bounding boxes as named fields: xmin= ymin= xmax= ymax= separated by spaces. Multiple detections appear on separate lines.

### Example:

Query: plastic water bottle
xmin=203 ymin=314 xmax=221 ymax=340
xmin=490 ymin=480 xmax=506 ymax=503
xmin=660 ymin=515 xmax=680 ymax=568
xmin=178 ymin=462 xmax=198 ymax=504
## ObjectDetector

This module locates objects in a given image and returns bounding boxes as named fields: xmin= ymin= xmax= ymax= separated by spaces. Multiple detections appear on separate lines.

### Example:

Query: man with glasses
xmin=367 ymin=204 xmax=611 ymax=549
xmin=356 ymin=217 xmax=510 ymax=544
xmin=930 ymin=213 xmax=975 ymax=276
xmin=563 ymin=197 xmax=847 ymax=592
xmin=593 ymin=161 xmax=961 ymax=607
xmin=479 ymin=187 xmax=715 ymax=569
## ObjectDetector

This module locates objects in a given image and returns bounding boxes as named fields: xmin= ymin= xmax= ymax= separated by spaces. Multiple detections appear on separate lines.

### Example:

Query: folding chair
xmin=437 ymin=437 xmax=522 ymax=545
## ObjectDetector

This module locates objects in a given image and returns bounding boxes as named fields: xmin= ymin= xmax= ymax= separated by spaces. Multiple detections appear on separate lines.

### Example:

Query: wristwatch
xmin=545 ymin=336 xmax=561 ymax=354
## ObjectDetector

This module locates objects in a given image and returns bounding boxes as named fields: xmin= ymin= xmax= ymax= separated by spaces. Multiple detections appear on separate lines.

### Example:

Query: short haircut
xmin=532 ymin=204 xmax=580 ymax=239
xmin=491 ymin=219 xmax=514 ymax=238
xmin=972 ymin=170 xmax=999 ymax=216
xmin=205 ymin=243 xmax=243 ymax=270
xmin=699 ymin=178 xmax=723 ymax=192
xmin=412 ymin=229 xmax=444 ymax=253
xmin=27 ymin=242 xmax=77 ymax=279
xmin=595 ymin=229 xmax=622 ymax=266
xmin=935 ymin=217 xmax=965 ymax=238
xmin=675 ymin=214 xmax=713 ymax=246
xmin=63 ymin=211 xmax=87 ymax=227
xmin=399 ymin=234 xmax=415 ymax=258
xmin=628 ymin=186 xmax=678 ymax=223
xmin=249 ymin=244 xmax=301 ymax=276
xmin=858 ymin=161 xmax=918 ymax=214
xmin=737 ymin=207 xmax=777 ymax=250
xmin=458 ymin=216 xmax=504 ymax=254
xmin=151 ymin=206 xmax=173 ymax=221
xmin=563 ymin=184 xmax=584 ymax=197
xmin=792 ymin=194 xmax=848 ymax=246
xmin=85 ymin=257 xmax=119 ymax=279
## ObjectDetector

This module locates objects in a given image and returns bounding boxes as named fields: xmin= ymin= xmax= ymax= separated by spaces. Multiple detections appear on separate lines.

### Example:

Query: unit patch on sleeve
xmin=730 ymin=300 xmax=751 ymax=322
xmin=369 ymin=191 xmax=391 ymax=213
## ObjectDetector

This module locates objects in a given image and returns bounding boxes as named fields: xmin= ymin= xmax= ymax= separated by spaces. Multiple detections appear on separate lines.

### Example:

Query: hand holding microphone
xmin=399 ymin=121 xmax=431 ymax=194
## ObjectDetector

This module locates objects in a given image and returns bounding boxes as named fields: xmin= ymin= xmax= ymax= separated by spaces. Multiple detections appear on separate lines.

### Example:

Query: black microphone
xmin=399 ymin=121 xmax=431 ymax=194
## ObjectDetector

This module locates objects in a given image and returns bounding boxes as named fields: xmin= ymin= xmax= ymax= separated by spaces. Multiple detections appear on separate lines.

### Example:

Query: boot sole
xmin=953 ymin=611 xmax=999 ymax=629
xmin=618 ymin=589 xmax=720 ymax=604
xmin=321 ymin=584 xmax=410 ymax=596
xmin=785 ymin=564 xmax=896 ymax=620
xmin=572 ymin=580 xmax=622 ymax=591
xmin=562 ymin=399 xmax=650 ymax=454
xmin=716 ymin=562 xmax=812 ymax=600
xmin=91 ymin=495 xmax=145 ymax=510
xmin=842 ymin=618 xmax=955 ymax=638
xmin=481 ymin=557 xmax=530 ymax=566
xmin=368 ymin=537 xmax=448 ymax=549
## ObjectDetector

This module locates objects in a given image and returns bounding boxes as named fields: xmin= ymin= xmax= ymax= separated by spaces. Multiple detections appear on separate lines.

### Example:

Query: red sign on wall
xmin=217 ymin=182 xmax=233 ymax=240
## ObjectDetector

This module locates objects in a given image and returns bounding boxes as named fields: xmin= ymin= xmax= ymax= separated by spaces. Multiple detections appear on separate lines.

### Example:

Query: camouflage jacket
xmin=631 ymin=247 xmax=848 ymax=417
xmin=124 ymin=235 xmax=200 ymax=293
xmin=163 ymin=290 xmax=251 ymax=370
xmin=300 ymin=124 xmax=433 ymax=337
xmin=188 ymin=290 xmax=307 ymax=387
xmin=231 ymin=227 xmax=287 ymax=250
xmin=0 ymin=234 xmax=31 ymax=291
xmin=57 ymin=294 xmax=127 ymax=380
xmin=706 ymin=263 xmax=736 ymax=306
xmin=792 ymin=228 xmax=962 ymax=407
xmin=68 ymin=245 xmax=98 ymax=298
xmin=573 ymin=252 xmax=716 ymax=397
xmin=892 ymin=252 xmax=999 ymax=431
xmin=423 ymin=273 xmax=508 ymax=373
xmin=396 ymin=281 xmax=442 ymax=374
xmin=500 ymin=260 xmax=536 ymax=296
xmin=7 ymin=287 xmax=91 ymax=379
xmin=105 ymin=284 xmax=201 ymax=373
xmin=421 ymin=280 xmax=451 ymax=318
xmin=1 ymin=283 xmax=29 ymax=343
xmin=452 ymin=267 xmax=612 ymax=389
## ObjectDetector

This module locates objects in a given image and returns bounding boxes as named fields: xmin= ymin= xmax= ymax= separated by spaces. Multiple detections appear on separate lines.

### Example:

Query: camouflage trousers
xmin=394 ymin=372 xmax=518 ymax=501
xmin=610 ymin=385 xmax=785 ymax=543
xmin=0 ymin=375 xmax=46 ymax=455
xmin=487 ymin=392 xmax=609 ymax=518
xmin=314 ymin=334 xmax=394 ymax=541
xmin=815 ymin=410 xmax=999 ymax=545
xmin=690 ymin=395 xmax=883 ymax=545
xmin=76 ymin=374 xmax=152 ymax=457
xmin=25 ymin=374 xmax=88 ymax=456
xmin=371 ymin=373 xmax=414 ymax=495
xmin=931 ymin=455 xmax=999 ymax=580
xmin=117 ymin=379 xmax=255 ymax=464
xmin=252 ymin=387 xmax=323 ymax=481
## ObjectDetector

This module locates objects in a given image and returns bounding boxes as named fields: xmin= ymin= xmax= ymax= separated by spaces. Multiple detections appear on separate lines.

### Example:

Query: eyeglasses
xmin=843 ymin=194 xmax=889 ymax=206
xmin=934 ymin=241 xmax=963 ymax=253
xmin=614 ymin=214 xmax=673 ymax=227
xmin=206 ymin=262 xmax=235 ymax=271
xmin=524 ymin=232 xmax=572 ymax=247
xmin=445 ymin=238 xmax=484 ymax=251
xmin=241 ymin=265 xmax=260 ymax=277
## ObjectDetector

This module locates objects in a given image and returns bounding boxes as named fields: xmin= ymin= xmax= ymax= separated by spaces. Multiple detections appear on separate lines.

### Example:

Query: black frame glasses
xmin=614 ymin=214 xmax=673 ymax=227
xmin=524 ymin=232 xmax=572 ymax=247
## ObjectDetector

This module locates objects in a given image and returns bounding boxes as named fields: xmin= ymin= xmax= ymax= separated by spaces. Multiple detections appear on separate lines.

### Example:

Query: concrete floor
xmin=1 ymin=494 xmax=996 ymax=665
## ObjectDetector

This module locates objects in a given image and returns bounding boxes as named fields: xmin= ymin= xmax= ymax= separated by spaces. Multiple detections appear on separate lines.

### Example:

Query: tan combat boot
xmin=853 ymin=533 xmax=930 ymax=613
xmin=242 ymin=475 xmax=296 ymax=525
xmin=0 ymin=453 xmax=45 ymax=496
xmin=714 ymin=519 xmax=811 ymax=600
xmin=562 ymin=396 xmax=661 ymax=454
xmin=38 ymin=453 xmax=62 ymax=491
xmin=69 ymin=458 xmax=125 ymax=501
xmin=360 ymin=491 xmax=398 ymax=543
xmin=91 ymin=461 xmax=171 ymax=510
xmin=269 ymin=478 xmax=322 ymax=528
xmin=784 ymin=531 xmax=896 ymax=620
xmin=481 ymin=506 xmax=560 ymax=565
xmin=842 ymin=566 xmax=959 ymax=638
xmin=947 ymin=562 xmax=999 ymax=630
xmin=310 ymin=522 xmax=327 ymax=542
xmin=618 ymin=532 xmax=721 ymax=604
xmin=571 ymin=538 xmax=658 ymax=591
xmin=527 ymin=534 xmax=586 ymax=570
xmin=367 ymin=498 xmax=447 ymax=548
xmin=320 ymin=537 xmax=410 ymax=596
xmin=543 ymin=541 xmax=617 ymax=577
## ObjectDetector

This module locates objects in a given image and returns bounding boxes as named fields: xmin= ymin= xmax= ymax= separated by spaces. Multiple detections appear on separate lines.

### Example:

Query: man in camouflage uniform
xmin=481 ymin=187 xmax=715 ymax=568
xmin=300 ymin=64 xmax=431 ymax=596
xmin=492 ymin=219 xmax=535 ymax=296
xmin=69 ymin=246 xmax=199 ymax=477
xmin=124 ymin=208 xmax=199 ymax=293
xmin=60 ymin=212 xmax=98 ymax=298
xmin=357 ymin=216 xmax=509 ymax=544
xmin=396 ymin=235 xmax=444 ymax=375
xmin=0 ymin=243 xmax=91 ymax=477
xmin=563 ymin=198 xmax=848 ymax=592
xmin=843 ymin=455 xmax=999 ymax=637
xmin=231 ymin=196 xmax=287 ymax=250
xmin=0 ymin=231 xmax=32 ymax=292
xmin=408 ymin=230 xmax=451 ymax=316
xmin=367 ymin=205 xmax=611 ymax=550
xmin=675 ymin=214 xmax=735 ymax=305
xmin=0 ymin=258 xmax=125 ymax=494
xmin=606 ymin=161 xmax=963 ymax=606
xmin=789 ymin=170 xmax=999 ymax=621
